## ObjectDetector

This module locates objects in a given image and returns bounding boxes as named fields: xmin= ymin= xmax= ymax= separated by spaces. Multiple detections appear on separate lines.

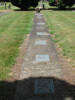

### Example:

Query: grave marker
xmin=36 ymin=32 xmax=49 ymax=36
xmin=36 ymin=55 xmax=50 ymax=62
xmin=37 ymin=23 xmax=45 ymax=25
xmin=35 ymin=40 xmax=47 ymax=45
xmin=34 ymin=79 xmax=55 ymax=94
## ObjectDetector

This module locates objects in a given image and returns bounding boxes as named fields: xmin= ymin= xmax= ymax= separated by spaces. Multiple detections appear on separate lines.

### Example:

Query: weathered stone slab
xmin=36 ymin=32 xmax=49 ymax=36
xmin=37 ymin=23 xmax=45 ymax=25
xmin=35 ymin=40 xmax=47 ymax=45
xmin=34 ymin=79 xmax=55 ymax=95
xmin=36 ymin=55 xmax=50 ymax=62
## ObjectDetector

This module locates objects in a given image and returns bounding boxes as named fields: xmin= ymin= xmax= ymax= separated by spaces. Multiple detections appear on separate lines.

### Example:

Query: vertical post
xmin=56 ymin=0 xmax=58 ymax=5
xmin=42 ymin=0 xmax=45 ymax=9
xmin=8 ymin=0 xmax=11 ymax=9
xmin=5 ymin=1 xmax=7 ymax=9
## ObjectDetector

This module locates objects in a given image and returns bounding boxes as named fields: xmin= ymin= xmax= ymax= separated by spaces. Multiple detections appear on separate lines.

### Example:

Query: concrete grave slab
xmin=36 ymin=55 xmax=50 ymax=62
xmin=37 ymin=23 xmax=45 ymax=25
xmin=34 ymin=79 xmax=55 ymax=95
xmin=36 ymin=32 xmax=50 ymax=36
xmin=35 ymin=40 xmax=47 ymax=45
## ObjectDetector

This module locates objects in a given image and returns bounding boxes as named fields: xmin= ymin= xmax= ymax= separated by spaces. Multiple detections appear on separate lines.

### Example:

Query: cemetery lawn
xmin=0 ymin=11 xmax=34 ymax=80
xmin=42 ymin=10 xmax=75 ymax=65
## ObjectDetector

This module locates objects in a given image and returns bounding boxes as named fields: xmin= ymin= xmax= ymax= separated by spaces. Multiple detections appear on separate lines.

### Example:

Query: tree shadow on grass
xmin=0 ymin=77 xmax=75 ymax=100
xmin=44 ymin=7 xmax=75 ymax=11
xmin=14 ymin=8 xmax=35 ymax=12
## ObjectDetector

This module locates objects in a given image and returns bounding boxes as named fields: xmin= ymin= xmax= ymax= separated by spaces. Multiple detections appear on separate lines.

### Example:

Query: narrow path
xmin=14 ymin=13 xmax=75 ymax=100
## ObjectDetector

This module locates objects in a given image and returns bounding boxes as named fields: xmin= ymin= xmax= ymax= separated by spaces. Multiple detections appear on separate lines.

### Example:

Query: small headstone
xmin=37 ymin=23 xmax=45 ymax=25
xmin=35 ymin=40 xmax=47 ymax=45
xmin=36 ymin=55 xmax=50 ymax=62
xmin=34 ymin=79 xmax=54 ymax=95
xmin=36 ymin=32 xmax=49 ymax=36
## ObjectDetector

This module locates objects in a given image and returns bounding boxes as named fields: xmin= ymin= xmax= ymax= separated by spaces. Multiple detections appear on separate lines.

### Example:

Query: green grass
xmin=42 ymin=9 xmax=75 ymax=65
xmin=0 ymin=6 xmax=4 ymax=10
xmin=0 ymin=11 xmax=34 ymax=80
xmin=43 ymin=1 xmax=50 ymax=9
xmin=0 ymin=2 xmax=20 ymax=11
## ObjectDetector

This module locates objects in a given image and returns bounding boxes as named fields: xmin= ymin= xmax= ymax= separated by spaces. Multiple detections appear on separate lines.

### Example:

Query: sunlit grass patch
xmin=0 ymin=11 xmax=34 ymax=80
xmin=42 ymin=10 xmax=75 ymax=65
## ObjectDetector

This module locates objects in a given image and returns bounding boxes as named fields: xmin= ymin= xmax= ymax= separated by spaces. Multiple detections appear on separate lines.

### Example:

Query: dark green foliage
xmin=49 ymin=0 xmax=75 ymax=9
xmin=11 ymin=0 xmax=40 ymax=10
xmin=0 ymin=0 xmax=10 ymax=1
xmin=49 ymin=0 xmax=56 ymax=6
xmin=58 ymin=0 xmax=75 ymax=9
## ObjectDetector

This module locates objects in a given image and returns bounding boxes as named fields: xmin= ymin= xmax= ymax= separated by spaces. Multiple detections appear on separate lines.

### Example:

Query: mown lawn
xmin=42 ymin=10 xmax=75 ymax=65
xmin=0 ymin=5 xmax=4 ymax=10
xmin=0 ymin=11 xmax=34 ymax=80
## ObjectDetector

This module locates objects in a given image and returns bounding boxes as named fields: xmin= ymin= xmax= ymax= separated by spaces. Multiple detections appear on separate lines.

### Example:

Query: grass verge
xmin=0 ymin=11 xmax=34 ymax=80
xmin=42 ymin=9 xmax=75 ymax=66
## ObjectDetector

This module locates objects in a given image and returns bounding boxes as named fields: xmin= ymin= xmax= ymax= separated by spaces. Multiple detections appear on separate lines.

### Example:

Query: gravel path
xmin=14 ymin=13 xmax=75 ymax=100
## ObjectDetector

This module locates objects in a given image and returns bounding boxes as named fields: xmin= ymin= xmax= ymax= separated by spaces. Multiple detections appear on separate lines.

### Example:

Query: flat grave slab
xmin=36 ymin=27 xmax=45 ymax=30
xmin=35 ymin=40 xmax=47 ymax=45
xmin=36 ymin=32 xmax=49 ymax=36
xmin=37 ymin=23 xmax=45 ymax=25
xmin=36 ymin=55 xmax=50 ymax=62
xmin=35 ymin=14 xmax=43 ymax=16
xmin=34 ymin=79 xmax=55 ymax=95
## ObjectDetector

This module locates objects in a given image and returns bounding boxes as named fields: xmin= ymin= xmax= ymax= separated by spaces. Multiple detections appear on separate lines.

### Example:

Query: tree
xmin=11 ymin=0 xmax=40 ymax=10
xmin=49 ymin=0 xmax=75 ymax=9
xmin=49 ymin=0 xmax=56 ymax=6
xmin=58 ymin=0 xmax=75 ymax=9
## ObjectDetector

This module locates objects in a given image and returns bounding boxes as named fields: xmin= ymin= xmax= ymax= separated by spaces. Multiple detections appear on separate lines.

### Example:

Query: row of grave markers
xmin=34 ymin=13 xmax=55 ymax=95
xmin=35 ymin=13 xmax=50 ymax=63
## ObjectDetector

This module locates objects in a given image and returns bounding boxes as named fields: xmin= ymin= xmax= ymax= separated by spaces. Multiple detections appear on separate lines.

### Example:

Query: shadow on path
xmin=0 ymin=77 xmax=75 ymax=100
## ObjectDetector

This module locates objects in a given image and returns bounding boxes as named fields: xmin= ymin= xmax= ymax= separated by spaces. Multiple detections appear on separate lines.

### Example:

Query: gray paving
xmin=0 ymin=12 xmax=8 ymax=17
xmin=14 ymin=13 xmax=65 ymax=100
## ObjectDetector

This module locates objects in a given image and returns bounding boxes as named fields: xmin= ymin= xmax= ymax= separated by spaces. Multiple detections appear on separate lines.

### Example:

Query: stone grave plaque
xmin=35 ymin=40 xmax=47 ymax=45
xmin=37 ymin=23 xmax=45 ymax=25
xmin=36 ymin=32 xmax=49 ymax=36
xmin=34 ymin=79 xmax=54 ymax=94
xmin=36 ymin=55 xmax=50 ymax=62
